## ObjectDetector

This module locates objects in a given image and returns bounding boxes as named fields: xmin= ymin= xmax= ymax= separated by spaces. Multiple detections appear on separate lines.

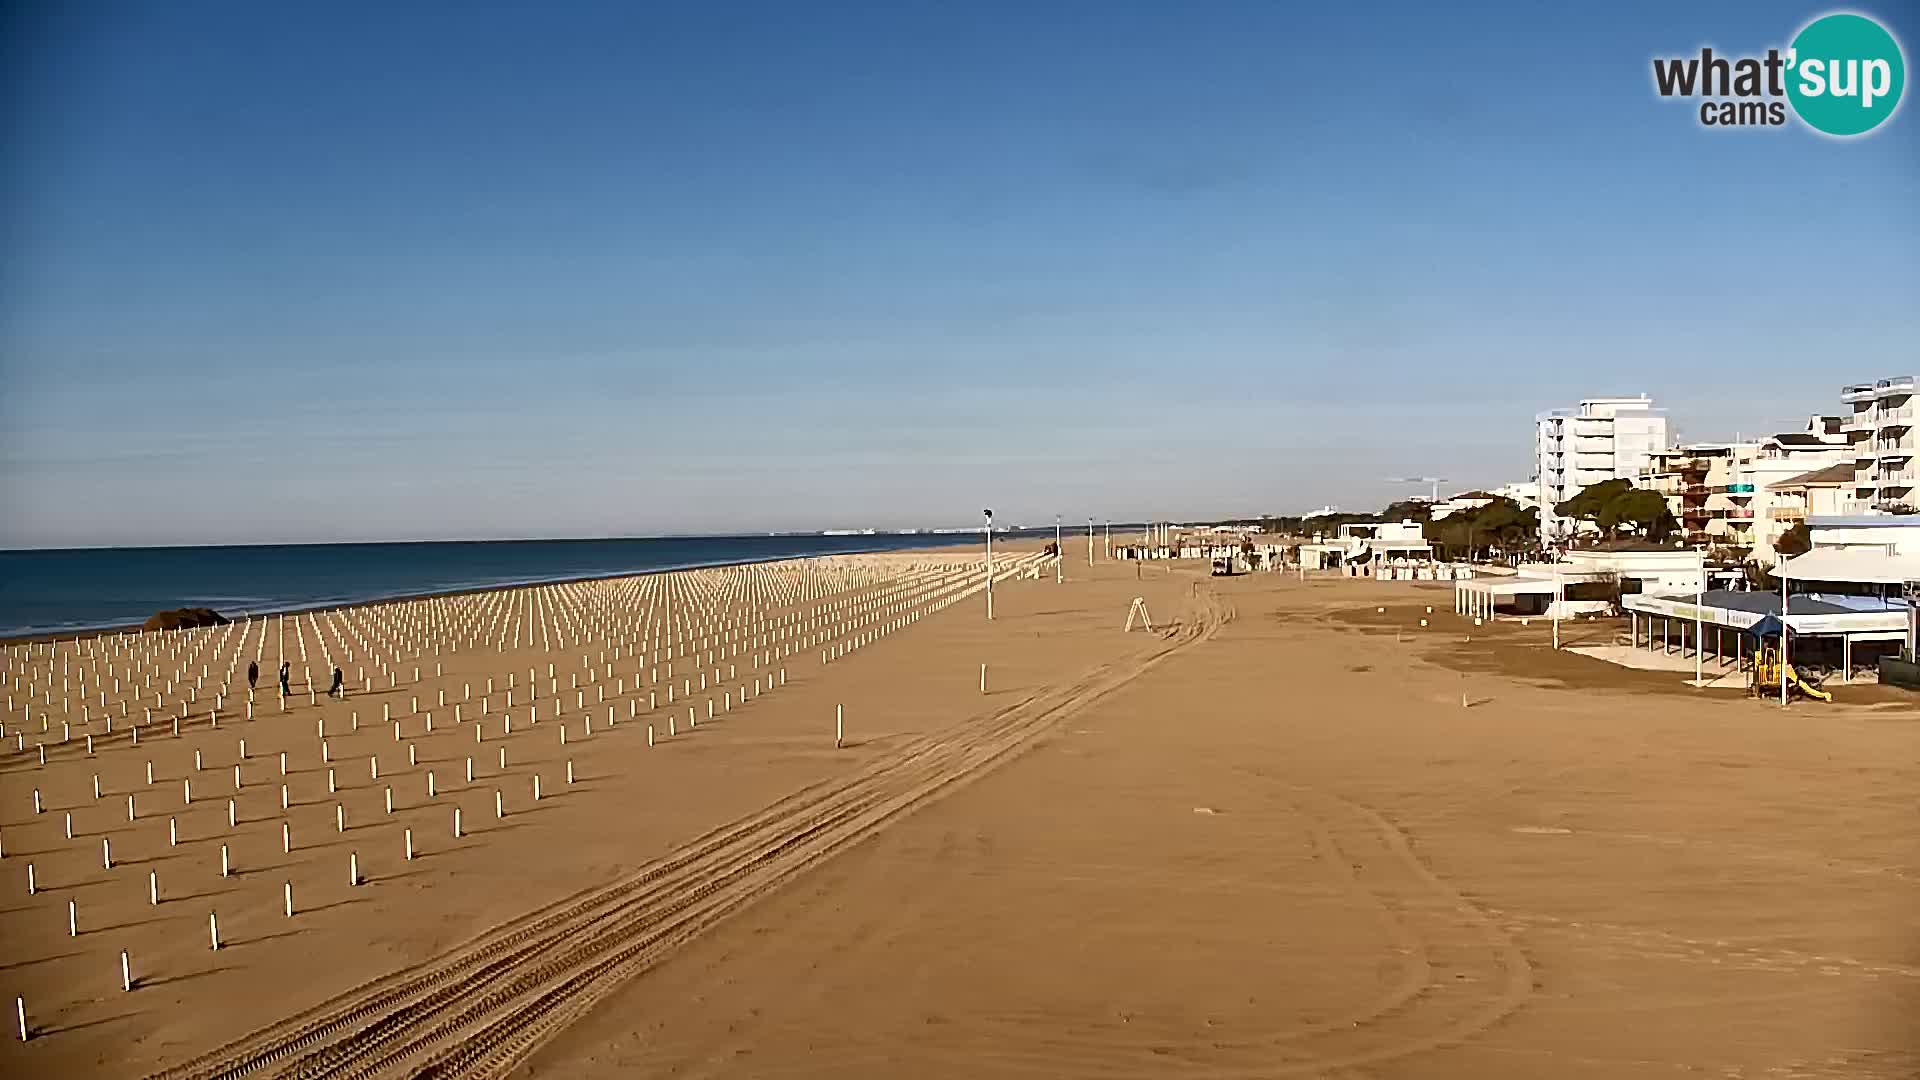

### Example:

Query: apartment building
xmin=1641 ymin=443 xmax=1743 ymax=547
xmin=1637 ymin=417 xmax=1852 ymax=562
xmin=1841 ymin=376 xmax=1919 ymax=513
xmin=1535 ymin=395 xmax=1669 ymax=543
xmin=1770 ymin=462 xmax=1855 ymax=524
xmin=1741 ymin=417 xmax=1853 ymax=560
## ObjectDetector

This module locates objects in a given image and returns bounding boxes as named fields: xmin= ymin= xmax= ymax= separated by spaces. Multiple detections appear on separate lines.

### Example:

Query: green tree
xmin=1557 ymin=480 xmax=1676 ymax=542
xmin=1554 ymin=478 xmax=1634 ymax=525
xmin=1774 ymin=521 xmax=1811 ymax=558
xmin=1419 ymin=496 xmax=1539 ymax=559
xmin=1381 ymin=499 xmax=1433 ymax=522
xmin=1598 ymin=487 xmax=1677 ymax=539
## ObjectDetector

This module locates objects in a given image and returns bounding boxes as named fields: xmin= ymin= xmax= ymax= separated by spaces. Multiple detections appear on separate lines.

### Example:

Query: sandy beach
xmin=2 ymin=550 xmax=1915 ymax=1079
xmin=514 ymin=569 xmax=1919 ymax=1080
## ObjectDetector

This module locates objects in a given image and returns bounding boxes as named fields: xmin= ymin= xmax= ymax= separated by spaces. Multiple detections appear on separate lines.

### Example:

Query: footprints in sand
xmin=1491 ymin=910 xmax=1920 ymax=982
xmin=897 ymin=784 xmax=1539 ymax=1078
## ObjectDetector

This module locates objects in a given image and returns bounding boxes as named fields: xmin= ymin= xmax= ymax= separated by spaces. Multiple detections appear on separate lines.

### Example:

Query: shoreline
xmin=0 ymin=539 xmax=1008 ymax=648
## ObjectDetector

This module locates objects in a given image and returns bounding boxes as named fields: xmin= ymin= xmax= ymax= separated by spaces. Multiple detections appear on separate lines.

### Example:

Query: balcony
xmin=1876 ymin=376 xmax=1917 ymax=398
xmin=1682 ymin=506 xmax=1712 ymax=521
xmin=1768 ymin=506 xmax=1806 ymax=520
xmin=1843 ymin=383 xmax=1878 ymax=403
xmin=1878 ymin=446 xmax=1914 ymax=461
xmin=1720 ymin=483 xmax=1755 ymax=494
xmin=1843 ymin=414 xmax=1876 ymax=432
xmin=1724 ymin=507 xmax=1756 ymax=519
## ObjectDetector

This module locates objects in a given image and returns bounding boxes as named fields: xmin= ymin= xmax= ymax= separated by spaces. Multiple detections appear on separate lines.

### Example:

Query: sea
xmin=0 ymin=532 xmax=1042 ymax=640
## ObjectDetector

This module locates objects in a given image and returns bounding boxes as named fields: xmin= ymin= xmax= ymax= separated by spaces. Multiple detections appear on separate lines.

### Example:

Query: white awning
xmin=1455 ymin=576 xmax=1559 ymax=595
xmin=1777 ymin=547 xmax=1920 ymax=584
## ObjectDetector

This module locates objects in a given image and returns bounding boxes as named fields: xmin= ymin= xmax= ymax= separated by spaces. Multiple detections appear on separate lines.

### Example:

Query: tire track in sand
xmin=145 ymin=591 xmax=1231 ymax=1080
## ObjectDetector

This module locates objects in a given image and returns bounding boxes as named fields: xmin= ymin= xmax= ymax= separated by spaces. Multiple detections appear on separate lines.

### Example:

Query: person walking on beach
xmin=247 ymin=660 xmax=259 ymax=691
xmin=278 ymin=661 xmax=291 ymax=697
xmin=328 ymin=666 xmax=344 ymax=699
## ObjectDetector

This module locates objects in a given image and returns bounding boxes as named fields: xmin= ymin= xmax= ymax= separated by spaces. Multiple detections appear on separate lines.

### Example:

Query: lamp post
xmin=1780 ymin=566 xmax=1789 ymax=707
xmin=1551 ymin=562 xmax=1561 ymax=650
xmin=1104 ymin=519 xmax=1111 ymax=560
xmin=984 ymin=509 xmax=994 ymax=621
xmin=1087 ymin=518 xmax=1095 ymax=566
xmin=1695 ymin=548 xmax=1705 ymax=686
xmin=1055 ymin=515 xmax=1062 ymax=583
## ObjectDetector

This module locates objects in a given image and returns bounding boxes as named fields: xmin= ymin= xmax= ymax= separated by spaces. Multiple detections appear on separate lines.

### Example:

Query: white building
xmin=1487 ymin=481 xmax=1541 ymax=510
xmin=1430 ymin=483 xmax=1540 ymax=522
xmin=1800 ymin=514 xmax=1920 ymax=560
xmin=1536 ymin=395 xmax=1670 ymax=544
xmin=1454 ymin=546 xmax=1705 ymax=622
xmin=1429 ymin=493 xmax=1493 ymax=520
xmin=1739 ymin=424 xmax=1854 ymax=562
xmin=1615 ymin=514 xmax=1920 ymax=687
xmin=1840 ymin=376 xmax=1918 ymax=513
xmin=1770 ymin=462 xmax=1856 ymax=524
xmin=1634 ymin=417 xmax=1851 ymax=563
xmin=1299 ymin=519 xmax=1433 ymax=571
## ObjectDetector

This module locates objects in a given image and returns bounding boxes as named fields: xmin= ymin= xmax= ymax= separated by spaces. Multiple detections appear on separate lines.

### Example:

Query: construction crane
xmin=1388 ymin=477 xmax=1449 ymax=504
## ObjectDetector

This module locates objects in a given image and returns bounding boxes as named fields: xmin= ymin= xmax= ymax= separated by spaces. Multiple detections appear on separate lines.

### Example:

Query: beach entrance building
xmin=1619 ymin=515 xmax=1920 ymax=683
xmin=1454 ymin=546 xmax=1707 ymax=621
xmin=1299 ymin=520 xmax=1434 ymax=575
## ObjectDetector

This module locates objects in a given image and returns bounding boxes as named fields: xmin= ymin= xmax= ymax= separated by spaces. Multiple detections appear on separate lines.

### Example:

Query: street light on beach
xmin=1055 ymin=515 xmax=1063 ymax=583
xmin=984 ymin=509 xmax=994 ymax=621
xmin=1695 ymin=547 xmax=1705 ymax=687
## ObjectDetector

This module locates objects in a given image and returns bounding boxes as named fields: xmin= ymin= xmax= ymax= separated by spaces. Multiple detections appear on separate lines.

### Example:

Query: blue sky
xmin=3 ymin=1 xmax=1915 ymax=547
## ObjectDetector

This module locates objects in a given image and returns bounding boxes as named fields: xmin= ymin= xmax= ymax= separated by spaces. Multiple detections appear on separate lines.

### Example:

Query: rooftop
xmin=1568 ymin=539 xmax=1687 ymax=554
xmin=1775 ymin=462 xmax=1857 ymax=489
xmin=1807 ymin=514 xmax=1920 ymax=528
xmin=1661 ymin=589 xmax=1903 ymax=616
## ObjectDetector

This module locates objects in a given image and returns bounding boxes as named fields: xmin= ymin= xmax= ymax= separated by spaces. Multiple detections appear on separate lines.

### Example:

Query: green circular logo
xmin=1786 ymin=13 xmax=1906 ymax=136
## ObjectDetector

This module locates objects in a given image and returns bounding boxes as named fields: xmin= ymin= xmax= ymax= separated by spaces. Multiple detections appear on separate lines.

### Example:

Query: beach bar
xmin=1454 ymin=575 xmax=1561 ymax=619
xmin=1622 ymin=590 xmax=1908 ymax=682
xmin=1620 ymin=538 xmax=1920 ymax=682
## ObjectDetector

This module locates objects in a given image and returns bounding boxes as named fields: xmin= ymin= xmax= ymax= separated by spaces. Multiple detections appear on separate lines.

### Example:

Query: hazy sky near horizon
xmin=3 ymin=1 xmax=1916 ymax=547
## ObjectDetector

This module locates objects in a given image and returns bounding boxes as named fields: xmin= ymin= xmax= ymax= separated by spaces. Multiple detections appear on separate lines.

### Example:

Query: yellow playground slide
xmin=1751 ymin=645 xmax=1832 ymax=702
